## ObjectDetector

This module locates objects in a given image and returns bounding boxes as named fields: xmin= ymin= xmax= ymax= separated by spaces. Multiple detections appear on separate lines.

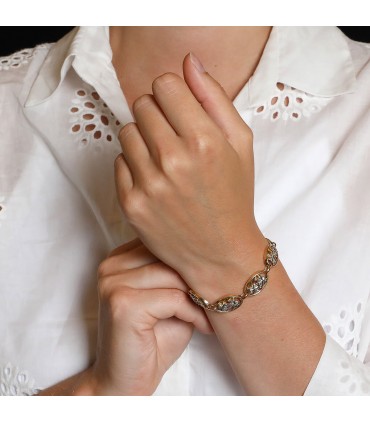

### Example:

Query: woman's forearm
xmin=35 ymin=246 xmax=325 ymax=396
xmin=112 ymin=55 xmax=327 ymax=396
xmin=199 ymin=237 xmax=326 ymax=396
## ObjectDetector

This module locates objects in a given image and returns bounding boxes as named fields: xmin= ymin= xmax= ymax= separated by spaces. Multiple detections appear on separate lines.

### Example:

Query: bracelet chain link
xmin=188 ymin=238 xmax=278 ymax=313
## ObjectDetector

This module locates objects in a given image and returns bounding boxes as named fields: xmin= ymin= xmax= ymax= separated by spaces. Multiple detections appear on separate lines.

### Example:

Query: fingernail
xmin=190 ymin=51 xmax=205 ymax=73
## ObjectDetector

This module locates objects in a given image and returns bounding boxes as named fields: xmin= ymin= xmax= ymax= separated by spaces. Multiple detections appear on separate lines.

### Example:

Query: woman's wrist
xmin=184 ymin=230 xmax=268 ymax=301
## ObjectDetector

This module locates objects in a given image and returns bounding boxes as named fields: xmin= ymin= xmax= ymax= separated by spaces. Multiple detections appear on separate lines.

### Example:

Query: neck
xmin=109 ymin=26 xmax=272 ymax=112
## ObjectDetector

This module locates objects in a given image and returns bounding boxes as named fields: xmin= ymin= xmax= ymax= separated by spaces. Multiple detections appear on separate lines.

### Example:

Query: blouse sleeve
xmin=303 ymin=333 xmax=370 ymax=395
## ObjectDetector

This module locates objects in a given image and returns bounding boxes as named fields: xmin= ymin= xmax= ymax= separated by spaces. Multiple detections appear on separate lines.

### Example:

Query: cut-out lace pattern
xmin=0 ymin=48 xmax=34 ymax=71
xmin=0 ymin=363 xmax=39 ymax=396
xmin=69 ymin=86 xmax=122 ymax=152
xmin=323 ymin=301 xmax=363 ymax=358
xmin=254 ymin=82 xmax=331 ymax=122
xmin=0 ymin=196 xmax=6 ymax=228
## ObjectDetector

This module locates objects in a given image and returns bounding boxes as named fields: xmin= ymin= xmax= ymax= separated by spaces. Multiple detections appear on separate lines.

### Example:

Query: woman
xmin=0 ymin=26 xmax=369 ymax=395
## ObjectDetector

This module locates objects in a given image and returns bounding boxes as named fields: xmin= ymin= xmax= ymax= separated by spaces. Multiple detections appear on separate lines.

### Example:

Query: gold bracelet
xmin=188 ymin=238 xmax=278 ymax=313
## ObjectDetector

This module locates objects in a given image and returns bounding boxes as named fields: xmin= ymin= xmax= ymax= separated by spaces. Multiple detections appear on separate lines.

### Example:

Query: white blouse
xmin=0 ymin=26 xmax=370 ymax=396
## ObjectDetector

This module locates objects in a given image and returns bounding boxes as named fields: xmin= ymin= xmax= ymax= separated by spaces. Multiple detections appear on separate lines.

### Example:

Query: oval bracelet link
xmin=188 ymin=238 xmax=278 ymax=313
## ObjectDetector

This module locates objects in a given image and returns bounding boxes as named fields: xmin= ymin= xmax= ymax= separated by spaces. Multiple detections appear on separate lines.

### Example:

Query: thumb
xmin=183 ymin=52 xmax=250 ymax=146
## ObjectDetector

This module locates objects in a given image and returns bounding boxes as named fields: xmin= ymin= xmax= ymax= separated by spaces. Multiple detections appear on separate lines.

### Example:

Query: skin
xmin=38 ymin=27 xmax=326 ymax=395
xmin=38 ymin=238 xmax=213 ymax=395
xmin=109 ymin=26 xmax=272 ymax=113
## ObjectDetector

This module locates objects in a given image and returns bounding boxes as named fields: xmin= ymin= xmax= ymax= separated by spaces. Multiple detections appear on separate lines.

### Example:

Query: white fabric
xmin=0 ymin=26 xmax=370 ymax=396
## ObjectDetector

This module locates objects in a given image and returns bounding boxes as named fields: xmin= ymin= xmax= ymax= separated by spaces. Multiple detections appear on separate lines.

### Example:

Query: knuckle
xmin=139 ymin=263 xmax=152 ymax=281
xmin=132 ymin=94 xmax=154 ymax=113
xmin=97 ymin=260 xmax=111 ymax=279
xmin=97 ymin=274 xmax=114 ymax=298
xmin=188 ymin=131 xmax=217 ymax=156
xmin=160 ymin=152 xmax=189 ymax=175
xmin=108 ymin=286 xmax=131 ymax=308
xmin=143 ymin=174 xmax=167 ymax=197
xmin=152 ymin=72 xmax=180 ymax=91
xmin=119 ymin=122 xmax=137 ymax=140
xmin=121 ymin=191 xmax=145 ymax=221
xmin=104 ymin=285 xmax=136 ymax=319
xmin=170 ymin=289 xmax=187 ymax=306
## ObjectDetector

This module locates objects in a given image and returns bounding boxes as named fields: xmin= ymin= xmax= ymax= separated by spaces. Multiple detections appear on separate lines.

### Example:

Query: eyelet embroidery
xmin=0 ymin=49 xmax=34 ymax=71
xmin=254 ymin=82 xmax=331 ymax=122
xmin=0 ymin=196 xmax=7 ymax=228
xmin=69 ymin=86 xmax=122 ymax=152
xmin=338 ymin=354 xmax=370 ymax=394
xmin=0 ymin=363 xmax=39 ymax=396
xmin=323 ymin=301 xmax=363 ymax=357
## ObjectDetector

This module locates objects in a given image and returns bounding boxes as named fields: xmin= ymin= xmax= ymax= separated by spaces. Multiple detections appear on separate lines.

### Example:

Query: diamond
xmin=215 ymin=296 xmax=243 ymax=313
xmin=265 ymin=241 xmax=278 ymax=267
xmin=244 ymin=272 xmax=268 ymax=296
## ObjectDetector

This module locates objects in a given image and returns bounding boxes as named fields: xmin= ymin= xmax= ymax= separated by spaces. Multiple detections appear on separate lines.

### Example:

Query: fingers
xmin=182 ymin=52 xmax=252 ymax=154
xmin=118 ymin=122 xmax=156 ymax=187
xmin=98 ymin=262 xmax=214 ymax=334
xmin=99 ymin=244 xmax=214 ymax=335
xmin=109 ymin=245 xmax=158 ymax=272
xmin=107 ymin=238 xmax=143 ymax=258
xmin=138 ymin=288 xmax=214 ymax=334
xmin=151 ymin=72 xmax=218 ymax=140
xmin=116 ymin=54 xmax=252 ymax=196
xmin=131 ymin=94 xmax=180 ymax=163
xmin=99 ymin=261 xmax=189 ymax=293
xmin=99 ymin=243 xmax=158 ymax=277
xmin=114 ymin=153 xmax=133 ymax=193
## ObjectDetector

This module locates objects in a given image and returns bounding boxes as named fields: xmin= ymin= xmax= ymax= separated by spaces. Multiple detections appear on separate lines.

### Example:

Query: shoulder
xmin=0 ymin=43 xmax=52 ymax=105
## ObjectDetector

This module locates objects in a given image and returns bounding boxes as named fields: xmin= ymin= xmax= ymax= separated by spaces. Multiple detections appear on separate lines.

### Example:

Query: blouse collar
xmin=24 ymin=26 xmax=357 ymax=116
xmin=233 ymin=26 xmax=357 ymax=110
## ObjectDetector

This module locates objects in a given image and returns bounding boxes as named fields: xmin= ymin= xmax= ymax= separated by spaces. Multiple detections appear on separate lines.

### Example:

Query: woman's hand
xmin=37 ymin=238 xmax=212 ymax=396
xmin=114 ymin=52 xmax=266 ymax=292
xmin=87 ymin=237 xmax=213 ymax=395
